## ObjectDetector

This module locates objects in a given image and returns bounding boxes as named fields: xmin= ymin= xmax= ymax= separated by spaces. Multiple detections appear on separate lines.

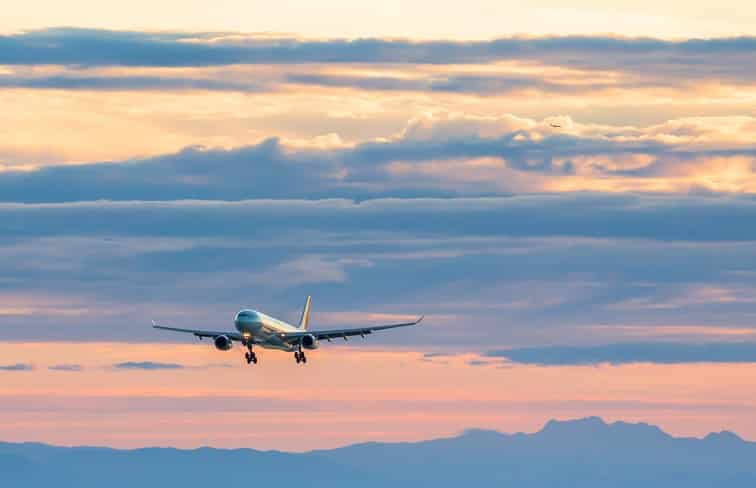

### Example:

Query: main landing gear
xmin=244 ymin=344 xmax=258 ymax=365
xmin=294 ymin=349 xmax=307 ymax=364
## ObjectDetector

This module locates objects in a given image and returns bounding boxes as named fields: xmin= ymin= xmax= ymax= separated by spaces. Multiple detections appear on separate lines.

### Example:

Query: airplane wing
xmin=281 ymin=316 xmax=424 ymax=342
xmin=152 ymin=322 xmax=245 ymax=341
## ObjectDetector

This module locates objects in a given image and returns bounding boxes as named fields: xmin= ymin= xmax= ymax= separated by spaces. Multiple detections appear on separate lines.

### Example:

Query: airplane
xmin=152 ymin=296 xmax=423 ymax=365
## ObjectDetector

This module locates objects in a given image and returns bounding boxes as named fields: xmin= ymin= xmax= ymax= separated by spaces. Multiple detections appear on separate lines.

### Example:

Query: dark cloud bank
xmin=2 ymin=193 xmax=756 ymax=242
xmin=2 ymin=28 xmax=754 ymax=73
xmin=1 ymin=29 xmax=755 ymax=94
xmin=1 ymin=192 xmax=756 ymax=344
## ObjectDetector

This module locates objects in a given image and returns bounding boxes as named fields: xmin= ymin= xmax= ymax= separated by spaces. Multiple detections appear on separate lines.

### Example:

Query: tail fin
xmin=298 ymin=295 xmax=312 ymax=330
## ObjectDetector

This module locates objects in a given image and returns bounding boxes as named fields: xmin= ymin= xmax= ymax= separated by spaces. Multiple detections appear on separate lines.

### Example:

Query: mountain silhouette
xmin=1 ymin=417 xmax=753 ymax=487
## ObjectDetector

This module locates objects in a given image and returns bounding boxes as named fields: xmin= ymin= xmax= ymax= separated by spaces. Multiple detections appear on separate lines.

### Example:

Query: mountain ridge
xmin=1 ymin=417 xmax=751 ymax=453
xmin=1 ymin=417 xmax=754 ymax=487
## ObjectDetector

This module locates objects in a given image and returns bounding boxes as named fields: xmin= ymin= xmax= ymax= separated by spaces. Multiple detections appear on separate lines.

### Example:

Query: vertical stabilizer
xmin=298 ymin=296 xmax=312 ymax=330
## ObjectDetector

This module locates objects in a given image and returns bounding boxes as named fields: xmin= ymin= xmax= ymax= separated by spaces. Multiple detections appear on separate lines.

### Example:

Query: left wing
xmin=152 ymin=321 xmax=244 ymax=341
xmin=279 ymin=316 xmax=424 ymax=342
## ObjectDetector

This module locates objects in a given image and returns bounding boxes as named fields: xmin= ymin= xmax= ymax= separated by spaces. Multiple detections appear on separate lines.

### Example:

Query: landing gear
xmin=244 ymin=344 xmax=258 ymax=365
xmin=294 ymin=350 xmax=307 ymax=364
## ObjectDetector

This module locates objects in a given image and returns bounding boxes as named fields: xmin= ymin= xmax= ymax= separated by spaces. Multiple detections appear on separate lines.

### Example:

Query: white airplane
xmin=152 ymin=296 xmax=423 ymax=365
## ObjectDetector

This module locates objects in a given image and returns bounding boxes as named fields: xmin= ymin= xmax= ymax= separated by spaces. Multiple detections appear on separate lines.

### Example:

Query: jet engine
xmin=214 ymin=335 xmax=233 ymax=351
xmin=301 ymin=334 xmax=319 ymax=350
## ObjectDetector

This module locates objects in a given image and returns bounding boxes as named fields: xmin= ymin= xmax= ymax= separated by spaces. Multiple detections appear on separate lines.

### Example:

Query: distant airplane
xmin=549 ymin=123 xmax=562 ymax=128
xmin=152 ymin=296 xmax=423 ymax=365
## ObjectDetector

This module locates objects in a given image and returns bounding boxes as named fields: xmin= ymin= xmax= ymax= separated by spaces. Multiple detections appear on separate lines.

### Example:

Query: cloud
xmin=0 ymin=363 xmax=34 ymax=371
xmin=0 ymin=139 xmax=343 ymax=202
xmin=0 ymin=74 xmax=268 ymax=92
xmin=466 ymin=359 xmax=495 ymax=367
xmin=285 ymin=73 xmax=612 ymax=95
xmin=1 ymin=196 xmax=756 ymax=345
xmin=421 ymin=352 xmax=453 ymax=364
xmin=0 ymin=71 xmax=605 ymax=96
xmin=2 ymin=194 xmax=756 ymax=242
xmin=110 ymin=361 xmax=234 ymax=370
xmin=251 ymin=255 xmax=373 ymax=288
xmin=1 ymin=49 xmax=753 ymax=97
xmin=0 ymin=30 xmax=754 ymax=356
xmin=2 ymin=114 xmax=755 ymax=202
xmin=487 ymin=342 xmax=756 ymax=365
xmin=48 ymin=364 xmax=83 ymax=371
xmin=113 ymin=361 xmax=184 ymax=370
xmin=2 ymin=29 xmax=755 ymax=84
xmin=0 ymin=194 xmax=755 ymax=345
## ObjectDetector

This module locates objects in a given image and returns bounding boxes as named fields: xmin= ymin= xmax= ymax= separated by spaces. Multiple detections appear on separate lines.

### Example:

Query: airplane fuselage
xmin=234 ymin=309 xmax=304 ymax=351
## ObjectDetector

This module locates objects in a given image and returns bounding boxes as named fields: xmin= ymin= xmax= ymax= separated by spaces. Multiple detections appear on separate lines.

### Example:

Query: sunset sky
xmin=1 ymin=2 xmax=756 ymax=450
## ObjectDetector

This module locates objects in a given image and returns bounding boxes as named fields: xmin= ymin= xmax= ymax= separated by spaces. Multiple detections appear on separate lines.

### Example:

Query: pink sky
xmin=1 ymin=342 xmax=754 ymax=450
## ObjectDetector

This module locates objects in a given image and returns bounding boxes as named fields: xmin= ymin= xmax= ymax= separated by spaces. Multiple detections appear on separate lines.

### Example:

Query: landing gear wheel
xmin=295 ymin=350 xmax=307 ymax=364
xmin=245 ymin=344 xmax=258 ymax=365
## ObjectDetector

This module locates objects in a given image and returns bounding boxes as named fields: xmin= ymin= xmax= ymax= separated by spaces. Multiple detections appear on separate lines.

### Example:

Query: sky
xmin=1 ymin=1 xmax=756 ymax=450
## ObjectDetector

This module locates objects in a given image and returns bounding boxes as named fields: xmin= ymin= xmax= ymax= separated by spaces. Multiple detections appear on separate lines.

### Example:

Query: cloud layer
xmin=48 ymin=364 xmax=83 ymax=372
xmin=0 ymin=363 xmax=34 ymax=371
xmin=488 ymin=342 xmax=756 ymax=365
xmin=2 ymin=194 xmax=756 ymax=345
xmin=113 ymin=361 xmax=184 ymax=370
xmin=3 ymin=113 xmax=755 ymax=200
xmin=1 ymin=29 xmax=755 ymax=359
xmin=2 ymin=29 xmax=755 ymax=74
xmin=2 ymin=194 xmax=756 ymax=241
xmin=2 ymin=29 xmax=756 ymax=101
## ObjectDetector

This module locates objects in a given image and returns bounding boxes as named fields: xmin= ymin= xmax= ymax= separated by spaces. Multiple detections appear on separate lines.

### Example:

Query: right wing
xmin=280 ymin=316 xmax=424 ymax=342
xmin=152 ymin=321 xmax=244 ymax=341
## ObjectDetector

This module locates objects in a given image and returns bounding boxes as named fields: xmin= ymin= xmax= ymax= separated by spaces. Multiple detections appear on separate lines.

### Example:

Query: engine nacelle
xmin=214 ymin=335 xmax=233 ymax=351
xmin=301 ymin=334 xmax=319 ymax=350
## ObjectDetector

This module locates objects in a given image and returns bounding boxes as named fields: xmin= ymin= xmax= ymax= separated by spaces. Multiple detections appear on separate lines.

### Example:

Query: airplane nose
xmin=236 ymin=310 xmax=260 ymax=323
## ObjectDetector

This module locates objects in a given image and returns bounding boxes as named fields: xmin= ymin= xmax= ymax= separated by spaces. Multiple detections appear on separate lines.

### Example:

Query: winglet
xmin=151 ymin=320 xmax=159 ymax=328
xmin=415 ymin=315 xmax=425 ymax=325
